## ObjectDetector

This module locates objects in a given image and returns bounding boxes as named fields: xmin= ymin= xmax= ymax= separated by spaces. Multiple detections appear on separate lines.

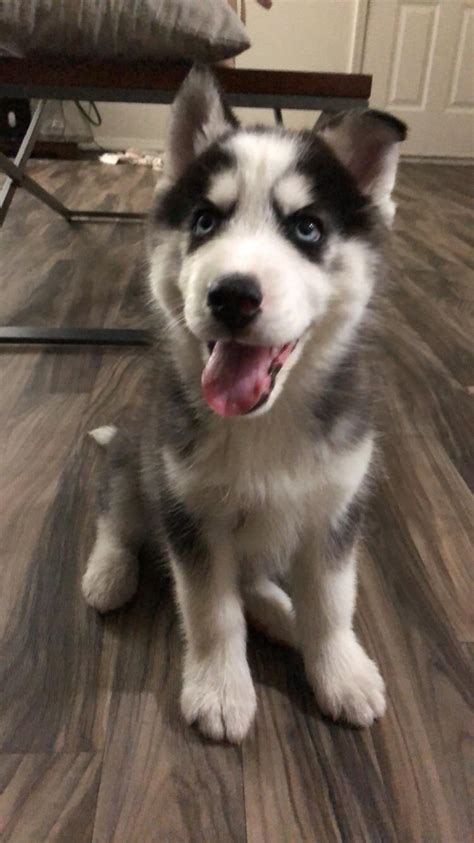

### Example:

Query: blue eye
xmin=293 ymin=216 xmax=321 ymax=243
xmin=193 ymin=210 xmax=217 ymax=237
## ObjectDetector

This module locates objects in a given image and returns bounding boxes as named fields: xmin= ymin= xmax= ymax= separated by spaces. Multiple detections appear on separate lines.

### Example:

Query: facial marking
xmin=153 ymin=145 xmax=235 ymax=230
xmin=207 ymin=170 xmax=238 ymax=211
xmin=228 ymin=132 xmax=298 ymax=202
xmin=273 ymin=173 xmax=313 ymax=216
xmin=151 ymin=127 xmax=380 ymax=409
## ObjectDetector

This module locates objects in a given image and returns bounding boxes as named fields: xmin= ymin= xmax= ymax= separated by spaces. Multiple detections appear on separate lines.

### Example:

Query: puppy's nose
xmin=207 ymin=273 xmax=262 ymax=331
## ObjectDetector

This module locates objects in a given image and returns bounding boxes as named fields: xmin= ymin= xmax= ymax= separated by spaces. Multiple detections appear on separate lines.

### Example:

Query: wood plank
xmin=357 ymin=531 xmax=473 ymax=842
xmin=243 ymin=636 xmax=390 ymax=843
xmin=242 ymin=531 xmax=473 ymax=842
xmin=377 ymin=435 xmax=473 ymax=642
xmin=90 ymin=565 xmax=247 ymax=843
xmin=372 ymin=298 xmax=474 ymax=492
xmin=0 ymin=350 xmax=148 ymax=752
xmin=0 ymin=159 xmax=155 ymax=329
xmin=388 ymin=271 xmax=474 ymax=389
xmin=0 ymin=753 xmax=102 ymax=843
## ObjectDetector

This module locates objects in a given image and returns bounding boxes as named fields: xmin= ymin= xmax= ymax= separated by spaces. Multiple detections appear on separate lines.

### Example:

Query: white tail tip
xmin=89 ymin=425 xmax=118 ymax=447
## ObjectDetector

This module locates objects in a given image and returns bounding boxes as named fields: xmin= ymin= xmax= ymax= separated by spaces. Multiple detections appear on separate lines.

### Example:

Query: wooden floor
xmin=0 ymin=160 xmax=472 ymax=843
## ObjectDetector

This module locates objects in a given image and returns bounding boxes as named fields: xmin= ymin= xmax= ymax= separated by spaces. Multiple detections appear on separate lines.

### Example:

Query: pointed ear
xmin=318 ymin=110 xmax=407 ymax=224
xmin=164 ymin=65 xmax=237 ymax=180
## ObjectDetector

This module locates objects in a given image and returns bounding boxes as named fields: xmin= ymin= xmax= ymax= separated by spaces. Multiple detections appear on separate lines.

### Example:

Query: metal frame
xmin=0 ymin=327 xmax=150 ymax=345
xmin=0 ymin=146 xmax=72 ymax=221
xmin=0 ymin=99 xmax=147 ymax=229
xmin=0 ymin=84 xmax=368 ymax=347
xmin=1 ymin=100 xmax=47 ymax=223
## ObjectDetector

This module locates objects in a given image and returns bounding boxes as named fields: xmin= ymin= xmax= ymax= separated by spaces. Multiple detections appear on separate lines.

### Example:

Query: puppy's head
xmin=149 ymin=66 xmax=406 ymax=418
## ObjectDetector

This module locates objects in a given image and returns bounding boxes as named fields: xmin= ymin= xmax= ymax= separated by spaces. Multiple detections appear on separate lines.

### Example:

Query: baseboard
xmin=93 ymin=134 xmax=165 ymax=153
xmin=92 ymin=134 xmax=474 ymax=163
xmin=68 ymin=131 xmax=474 ymax=163
xmin=0 ymin=138 xmax=88 ymax=159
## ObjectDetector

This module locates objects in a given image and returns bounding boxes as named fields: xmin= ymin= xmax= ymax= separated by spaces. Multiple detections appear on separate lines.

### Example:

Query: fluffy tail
xmin=88 ymin=425 xmax=118 ymax=448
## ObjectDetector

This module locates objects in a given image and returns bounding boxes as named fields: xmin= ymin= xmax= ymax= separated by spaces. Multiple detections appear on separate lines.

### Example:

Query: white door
xmin=364 ymin=0 xmax=474 ymax=157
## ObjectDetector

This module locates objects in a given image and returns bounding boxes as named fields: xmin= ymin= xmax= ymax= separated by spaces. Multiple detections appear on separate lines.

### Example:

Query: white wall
xmin=77 ymin=0 xmax=366 ymax=151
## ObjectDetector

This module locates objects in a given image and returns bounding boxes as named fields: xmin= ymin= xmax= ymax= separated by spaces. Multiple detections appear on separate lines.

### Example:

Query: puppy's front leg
xmin=162 ymin=495 xmax=256 ymax=742
xmin=293 ymin=506 xmax=386 ymax=728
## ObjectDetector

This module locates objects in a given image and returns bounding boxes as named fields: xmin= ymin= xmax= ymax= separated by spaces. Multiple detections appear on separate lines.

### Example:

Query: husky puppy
xmin=82 ymin=67 xmax=406 ymax=743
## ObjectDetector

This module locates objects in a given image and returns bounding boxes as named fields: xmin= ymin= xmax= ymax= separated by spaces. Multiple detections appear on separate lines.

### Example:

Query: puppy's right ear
xmin=318 ymin=109 xmax=407 ymax=225
xmin=165 ymin=65 xmax=237 ymax=180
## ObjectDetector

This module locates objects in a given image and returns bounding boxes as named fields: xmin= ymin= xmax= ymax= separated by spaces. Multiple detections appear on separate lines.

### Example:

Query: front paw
xmin=181 ymin=653 xmax=257 ymax=743
xmin=308 ymin=631 xmax=386 ymax=727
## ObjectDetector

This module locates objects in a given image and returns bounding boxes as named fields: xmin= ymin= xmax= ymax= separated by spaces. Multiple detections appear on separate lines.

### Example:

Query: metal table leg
xmin=0 ymin=148 xmax=72 ymax=221
xmin=0 ymin=102 xmax=149 ymax=344
xmin=0 ymin=100 xmax=48 ymax=223
xmin=0 ymin=327 xmax=150 ymax=346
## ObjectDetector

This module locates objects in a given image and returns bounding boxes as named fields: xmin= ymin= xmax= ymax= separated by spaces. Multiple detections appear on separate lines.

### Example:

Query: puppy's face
xmin=149 ymin=69 xmax=405 ymax=418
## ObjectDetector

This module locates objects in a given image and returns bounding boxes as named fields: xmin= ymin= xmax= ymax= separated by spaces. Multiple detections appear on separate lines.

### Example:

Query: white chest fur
xmin=163 ymin=399 xmax=373 ymax=530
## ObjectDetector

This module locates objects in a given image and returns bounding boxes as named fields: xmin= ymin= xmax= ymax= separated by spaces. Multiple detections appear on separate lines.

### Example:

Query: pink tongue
xmin=202 ymin=341 xmax=273 ymax=417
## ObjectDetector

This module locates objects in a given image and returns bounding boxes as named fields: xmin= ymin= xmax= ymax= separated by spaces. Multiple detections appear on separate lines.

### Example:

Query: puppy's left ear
xmin=165 ymin=65 xmax=237 ymax=181
xmin=318 ymin=110 xmax=407 ymax=224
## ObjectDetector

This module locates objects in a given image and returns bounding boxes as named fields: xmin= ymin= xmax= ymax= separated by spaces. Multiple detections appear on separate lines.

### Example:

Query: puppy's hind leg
xmin=82 ymin=426 xmax=144 ymax=613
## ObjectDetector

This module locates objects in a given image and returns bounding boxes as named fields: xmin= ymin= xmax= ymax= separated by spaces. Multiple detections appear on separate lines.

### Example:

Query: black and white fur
xmin=82 ymin=67 xmax=406 ymax=742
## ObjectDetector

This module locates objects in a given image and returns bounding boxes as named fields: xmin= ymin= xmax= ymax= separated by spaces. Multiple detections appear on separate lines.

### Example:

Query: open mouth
xmin=202 ymin=339 xmax=298 ymax=417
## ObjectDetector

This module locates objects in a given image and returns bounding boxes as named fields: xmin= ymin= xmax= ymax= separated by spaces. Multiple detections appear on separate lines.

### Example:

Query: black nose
xmin=207 ymin=273 xmax=262 ymax=331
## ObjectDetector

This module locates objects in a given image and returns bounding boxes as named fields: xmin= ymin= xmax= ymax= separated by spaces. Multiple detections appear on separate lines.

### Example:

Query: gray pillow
xmin=0 ymin=0 xmax=250 ymax=62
